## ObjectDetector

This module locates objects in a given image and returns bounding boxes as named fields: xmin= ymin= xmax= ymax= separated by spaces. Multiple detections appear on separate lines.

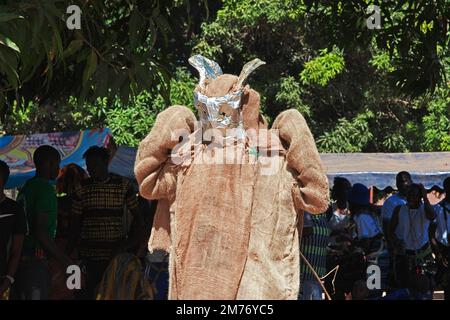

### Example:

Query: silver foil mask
xmin=189 ymin=55 xmax=265 ymax=137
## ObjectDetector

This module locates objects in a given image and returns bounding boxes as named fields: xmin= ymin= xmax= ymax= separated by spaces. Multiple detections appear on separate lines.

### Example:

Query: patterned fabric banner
xmin=0 ymin=129 xmax=112 ymax=189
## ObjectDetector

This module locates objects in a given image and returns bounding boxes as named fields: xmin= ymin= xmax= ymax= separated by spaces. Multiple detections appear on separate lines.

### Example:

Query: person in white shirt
xmin=430 ymin=177 xmax=450 ymax=300
xmin=382 ymin=171 xmax=412 ymax=291
xmin=328 ymin=177 xmax=352 ymax=233
xmin=389 ymin=183 xmax=436 ymax=295
xmin=348 ymin=183 xmax=383 ymax=255
xmin=381 ymin=171 xmax=412 ymax=232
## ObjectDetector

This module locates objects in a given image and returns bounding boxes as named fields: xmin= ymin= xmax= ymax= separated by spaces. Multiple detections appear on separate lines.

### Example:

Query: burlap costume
xmin=134 ymin=56 xmax=329 ymax=299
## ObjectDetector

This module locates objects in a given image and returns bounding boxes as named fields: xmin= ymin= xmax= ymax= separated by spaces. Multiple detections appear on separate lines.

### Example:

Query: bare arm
xmin=5 ymin=234 xmax=24 ymax=278
xmin=420 ymin=184 xmax=435 ymax=220
xmin=429 ymin=222 xmax=439 ymax=249
xmin=34 ymin=212 xmax=72 ymax=269
xmin=1 ymin=234 xmax=24 ymax=295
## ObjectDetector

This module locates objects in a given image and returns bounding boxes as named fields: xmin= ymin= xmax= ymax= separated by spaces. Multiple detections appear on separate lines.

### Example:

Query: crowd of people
xmin=299 ymin=172 xmax=450 ymax=300
xmin=1 ymin=144 xmax=449 ymax=300
xmin=0 ymin=145 xmax=154 ymax=300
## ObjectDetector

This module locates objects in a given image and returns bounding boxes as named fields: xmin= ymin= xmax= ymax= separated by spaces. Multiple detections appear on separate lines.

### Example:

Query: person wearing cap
xmin=348 ymin=183 xmax=383 ymax=255
xmin=388 ymin=183 xmax=436 ymax=298
xmin=344 ymin=183 xmax=384 ymax=299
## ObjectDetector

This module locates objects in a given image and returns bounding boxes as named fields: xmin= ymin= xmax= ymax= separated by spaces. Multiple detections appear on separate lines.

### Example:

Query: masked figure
xmin=134 ymin=55 xmax=329 ymax=299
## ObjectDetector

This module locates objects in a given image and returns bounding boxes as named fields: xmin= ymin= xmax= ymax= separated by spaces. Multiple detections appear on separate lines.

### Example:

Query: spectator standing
xmin=0 ymin=160 xmax=27 ymax=300
xmin=327 ymin=177 xmax=352 ymax=233
xmin=382 ymin=171 xmax=413 ymax=291
xmin=382 ymin=171 xmax=413 ymax=233
xmin=55 ymin=164 xmax=87 ymax=242
xmin=13 ymin=146 xmax=72 ymax=300
xmin=67 ymin=146 xmax=145 ymax=299
xmin=299 ymin=212 xmax=330 ymax=300
xmin=430 ymin=177 xmax=450 ymax=299
xmin=389 ymin=183 xmax=436 ymax=299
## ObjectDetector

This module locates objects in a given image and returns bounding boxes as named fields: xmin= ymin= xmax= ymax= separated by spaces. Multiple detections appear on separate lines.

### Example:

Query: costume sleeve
xmin=272 ymin=109 xmax=330 ymax=214
xmin=134 ymin=105 xmax=196 ymax=200
xmin=148 ymin=199 xmax=172 ymax=252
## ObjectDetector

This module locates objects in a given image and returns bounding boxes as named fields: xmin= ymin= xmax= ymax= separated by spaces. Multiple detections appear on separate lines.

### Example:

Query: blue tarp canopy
xmin=109 ymin=149 xmax=450 ymax=189
xmin=109 ymin=146 xmax=137 ymax=181
xmin=0 ymin=129 xmax=112 ymax=189
xmin=321 ymin=152 xmax=450 ymax=189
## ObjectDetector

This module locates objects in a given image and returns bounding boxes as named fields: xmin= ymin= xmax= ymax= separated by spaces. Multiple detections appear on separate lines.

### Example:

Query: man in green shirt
xmin=13 ymin=145 xmax=73 ymax=300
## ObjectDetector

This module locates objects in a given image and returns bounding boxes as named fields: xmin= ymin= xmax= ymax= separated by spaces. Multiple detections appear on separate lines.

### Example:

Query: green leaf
xmin=9 ymin=21 xmax=28 ymax=52
xmin=93 ymin=62 xmax=109 ymax=97
xmin=0 ymin=34 xmax=20 ymax=53
xmin=43 ymin=11 xmax=64 ymax=60
xmin=148 ymin=19 xmax=157 ymax=49
xmin=31 ymin=9 xmax=45 ymax=49
xmin=63 ymin=40 xmax=84 ymax=59
xmin=135 ymin=64 xmax=153 ymax=91
xmin=76 ymin=48 xmax=91 ymax=63
xmin=0 ymin=50 xmax=19 ymax=88
xmin=20 ymin=47 xmax=45 ymax=83
xmin=83 ymin=50 xmax=98 ymax=84
xmin=0 ymin=45 xmax=18 ymax=70
xmin=0 ymin=13 xmax=24 ymax=22
xmin=129 ymin=10 xmax=144 ymax=49
xmin=155 ymin=17 xmax=170 ymax=47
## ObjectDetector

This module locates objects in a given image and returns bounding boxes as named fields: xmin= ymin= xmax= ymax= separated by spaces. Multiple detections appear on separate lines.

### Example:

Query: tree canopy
xmin=1 ymin=0 xmax=449 ymax=151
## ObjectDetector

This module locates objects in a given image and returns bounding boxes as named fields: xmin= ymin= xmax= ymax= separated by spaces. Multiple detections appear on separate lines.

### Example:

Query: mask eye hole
xmin=219 ymin=103 xmax=231 ymax=114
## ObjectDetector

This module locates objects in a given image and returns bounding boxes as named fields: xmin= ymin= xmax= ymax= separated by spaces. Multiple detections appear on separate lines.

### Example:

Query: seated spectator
xmin=96 ymin=253 xmax=154 ymax=300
